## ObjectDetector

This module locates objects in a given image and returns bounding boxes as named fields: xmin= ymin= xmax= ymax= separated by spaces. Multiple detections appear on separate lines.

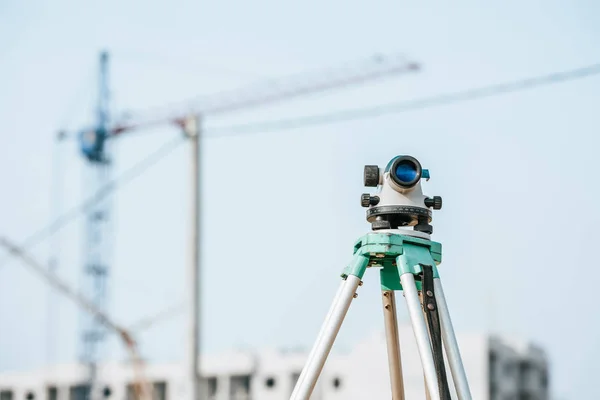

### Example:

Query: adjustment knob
xmin=361 ymin=194 xmax=380 ymax=207
xmin=414 ymin=216 xmax=433 ymax=234
xmin=364 ymin=165 xmax=380 ymax=187
xmin=425 ymin=196 xmax=442 ymax=210
xmin=361 ymin=194 xmax=370 ymax=207
xmin=372 ymin=220 xmax=391 ymax=230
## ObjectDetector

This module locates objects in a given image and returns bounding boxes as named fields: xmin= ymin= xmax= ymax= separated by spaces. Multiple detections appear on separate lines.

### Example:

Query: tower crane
xmin=73 ymin=51 xmax=420 ymax=400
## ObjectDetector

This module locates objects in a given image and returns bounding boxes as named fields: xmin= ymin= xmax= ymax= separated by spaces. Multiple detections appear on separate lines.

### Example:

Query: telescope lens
xmin=389 ymin=156 xmax=422 ymax=188
xmin=394 ymin=160 xmax=418 ymax=184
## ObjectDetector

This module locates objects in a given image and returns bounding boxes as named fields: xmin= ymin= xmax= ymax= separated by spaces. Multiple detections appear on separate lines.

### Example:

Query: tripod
xmin=289 ymin=156 xmax=472 ymax=400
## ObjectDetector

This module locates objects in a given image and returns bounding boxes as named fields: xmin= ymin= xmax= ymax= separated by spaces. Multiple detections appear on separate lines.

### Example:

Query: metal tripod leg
xmin=434 ymin=278 xmax=472 ymax=400
xmin=290 ymin=280 xmax=345 ymax=399
xmin=400 ymin=272 xmax=440 ymax=400
xmin=290 ymin=274 xmax=363 ymax=400
xmin=382 ymin=291 xmax=405 ymax=400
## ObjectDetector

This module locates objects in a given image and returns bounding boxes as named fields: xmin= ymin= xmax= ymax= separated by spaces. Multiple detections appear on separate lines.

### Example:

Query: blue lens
xmin=395 ymin=160 xmax=418 ymax=183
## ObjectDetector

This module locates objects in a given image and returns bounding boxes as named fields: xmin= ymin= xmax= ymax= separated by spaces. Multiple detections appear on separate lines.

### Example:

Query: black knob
xmin=372 ymin=220 xmax=391 ymax=230
xmin=364 ymin=165 xmax=380 ymax=187
xmin=425 ymin=196 xmax=442 ymax=210
xmin=361 ymin=194 xmax=380 ymax=207
xmin=414 ymin=222 xmax=433 ymax=234
xmin=414 ymin=216 xmax=433 ymax=234
xmin=361 ymin=194 xmax=370 ymax=207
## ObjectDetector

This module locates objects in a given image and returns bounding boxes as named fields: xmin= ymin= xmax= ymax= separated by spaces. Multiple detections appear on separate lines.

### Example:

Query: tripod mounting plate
xmin=342 ymin=232 xmax=442 ymax=291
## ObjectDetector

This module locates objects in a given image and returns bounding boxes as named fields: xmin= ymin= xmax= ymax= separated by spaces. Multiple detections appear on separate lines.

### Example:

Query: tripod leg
xmin=382 ymin=291 xmax=405 ymax=400
xmin=289 ymin=280 xmax=346 ymax=399
xmin=290 ymin=251 xmax=367 ymax=400
xmin=434 ymin=278 xmax=472 ymax=400
xmin=290 ymin=275 xmax=361 ymax=400
xmin=400 ymin=273 xmax=441 ymax=400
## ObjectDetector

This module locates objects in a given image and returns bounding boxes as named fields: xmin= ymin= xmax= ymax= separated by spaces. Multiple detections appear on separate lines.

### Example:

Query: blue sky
xmin=1 ymin=1 xmax=600 ymax=398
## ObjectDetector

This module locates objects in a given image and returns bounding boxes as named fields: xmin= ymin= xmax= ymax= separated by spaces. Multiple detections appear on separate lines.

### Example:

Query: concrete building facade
xmin=0 ymin=325 xmax=549 ymax=400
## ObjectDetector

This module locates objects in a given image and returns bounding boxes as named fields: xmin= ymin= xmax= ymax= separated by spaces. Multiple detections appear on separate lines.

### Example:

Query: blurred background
xmin=1 ymin=1 xmax=599 ymax=399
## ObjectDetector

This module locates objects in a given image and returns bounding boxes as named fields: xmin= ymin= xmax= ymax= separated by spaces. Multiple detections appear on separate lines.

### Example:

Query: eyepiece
xmin=389 ymin=155 xmax=422 ymax=188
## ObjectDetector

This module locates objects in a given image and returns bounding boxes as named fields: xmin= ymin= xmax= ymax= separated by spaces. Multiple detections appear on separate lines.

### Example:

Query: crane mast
xmin=77 ymin=50 xmax=113 ymax=400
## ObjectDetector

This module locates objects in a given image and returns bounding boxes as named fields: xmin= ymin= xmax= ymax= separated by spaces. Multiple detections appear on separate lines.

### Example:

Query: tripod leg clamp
xmin=341 ymin=254 xmax=369 ymax=280
xmin=396 ymin=243 xmax=440 ymax=278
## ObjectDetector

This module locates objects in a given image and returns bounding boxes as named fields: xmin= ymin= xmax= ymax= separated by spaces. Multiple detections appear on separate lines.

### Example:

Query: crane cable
xmin=3 ymin=62 xmax=600 ymax=271
xmin=0 ymin=134 xmax=185 ymax=270
xmin=206 ymin=62 xmax=600 ymax=136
